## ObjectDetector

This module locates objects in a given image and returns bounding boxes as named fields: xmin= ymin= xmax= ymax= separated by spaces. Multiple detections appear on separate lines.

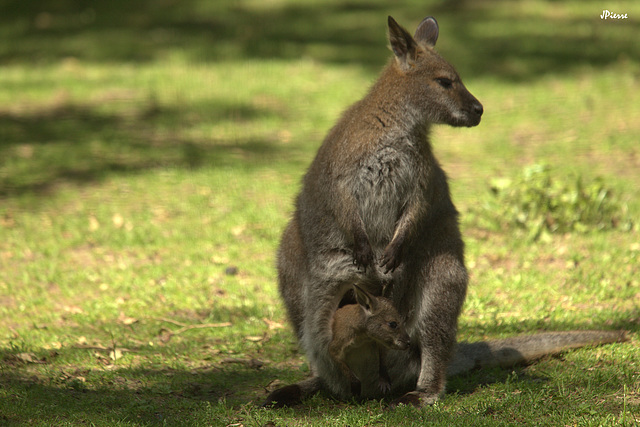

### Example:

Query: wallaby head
xmin=387 ymin=16 xmax=483 ymax=127
xmin=353 ymin=285 xmax=411 ymax=351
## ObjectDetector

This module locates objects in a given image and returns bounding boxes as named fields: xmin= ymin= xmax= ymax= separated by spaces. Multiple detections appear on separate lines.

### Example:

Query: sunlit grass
xmin=1 ymin=0 xmax=639 ymax=425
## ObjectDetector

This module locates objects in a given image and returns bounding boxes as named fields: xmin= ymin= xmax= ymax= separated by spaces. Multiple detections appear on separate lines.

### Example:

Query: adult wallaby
xmin=329 ymin=284 xmax=410 ymax=399
xmin=264 ymin=15 xmax=626 ymax=409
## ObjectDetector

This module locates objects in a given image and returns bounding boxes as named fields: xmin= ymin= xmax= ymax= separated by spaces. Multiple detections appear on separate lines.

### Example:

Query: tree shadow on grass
xmin=0 ymin=364 xmax=276 ymax=425
xmin=1 ymin=0 xmax=638 ymax=79
xmin=0 ymin=315 xmax=636 ymax=423
xmin=2 ymin=0 xmax=638 ymax=201
xmin=447 ymin=314 xmax=639 ymax=395
xmin=263 ymin=315 xmax=639 ymax=405
xmin=0 ymin=96 xmax=301 ymax=198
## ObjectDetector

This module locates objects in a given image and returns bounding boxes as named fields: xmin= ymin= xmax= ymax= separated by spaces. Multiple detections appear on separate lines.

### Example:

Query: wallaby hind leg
xmin=300 ymin=279 xmax=356 ymax=398
xmin=276 ymin=219 xmax=306 ymax=340
xmin=277 ymin=216 xmax=365 ymax=401
xmin=390 ymin=238 xmax=467 ymax=407
xmin=262 ymin=376 xmax=323 ymax=408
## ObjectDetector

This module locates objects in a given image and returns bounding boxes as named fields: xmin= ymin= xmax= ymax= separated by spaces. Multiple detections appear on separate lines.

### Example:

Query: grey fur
xmin=264 ymin=16 xmax=627 ymax=408
xmin=274 ymin=15 xmax=482 ymax=407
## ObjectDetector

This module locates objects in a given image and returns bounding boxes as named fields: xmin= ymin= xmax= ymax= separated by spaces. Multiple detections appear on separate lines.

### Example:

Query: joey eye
xmin=435 ymin=78 xmax=453 ymax=89
xmin=388 ymin=321 xmax=398 ymax=329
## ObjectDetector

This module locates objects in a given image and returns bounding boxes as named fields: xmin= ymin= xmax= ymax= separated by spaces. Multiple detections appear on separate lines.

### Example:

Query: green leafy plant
xmin=477 ymin=164 xmax=632 ymax=240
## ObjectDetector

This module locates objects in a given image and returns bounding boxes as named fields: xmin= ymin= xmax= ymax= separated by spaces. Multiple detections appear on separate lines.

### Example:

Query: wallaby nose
xmin=473 ymin=102 xmax=483 ymax=117
xmin=396 ymin=336 xmax=411 ymax=350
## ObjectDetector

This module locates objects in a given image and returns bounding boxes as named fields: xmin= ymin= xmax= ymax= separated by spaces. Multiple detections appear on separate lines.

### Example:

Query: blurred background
xmin=1 ymin=0 xmax=638 ymax=200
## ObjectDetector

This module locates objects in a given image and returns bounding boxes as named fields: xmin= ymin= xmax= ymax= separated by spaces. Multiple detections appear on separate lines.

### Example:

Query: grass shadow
xmin=0 ymin=364 xmax=277 ymax=425
xmin=0 ymin=96 xmax=300 ymax=198
xmin=259 ymin=315 xmax=638 ymax=404
xmin=0 ymin=313 xmax=636 ymax=423
xmin=1 ymin=0 xmax=637 ymax=79
xmin=2 ymin=0 xmax=638 ymax=200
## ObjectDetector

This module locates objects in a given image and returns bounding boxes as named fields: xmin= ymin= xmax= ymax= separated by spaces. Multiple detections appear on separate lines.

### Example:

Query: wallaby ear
xmin=353 ymin=284 xmax=377 ymax=315
xmin=414 ymin=16 xmax=439 ymax=47
xmin=387 ymin=16 xmax=418 ymax=68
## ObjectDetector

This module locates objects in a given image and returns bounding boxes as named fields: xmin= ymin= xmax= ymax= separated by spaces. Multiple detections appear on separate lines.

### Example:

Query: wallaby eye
xmin=435 ymin=78 xmax=453 ymax=89
xmin=388 ymin=321 xmax=398 ymax=329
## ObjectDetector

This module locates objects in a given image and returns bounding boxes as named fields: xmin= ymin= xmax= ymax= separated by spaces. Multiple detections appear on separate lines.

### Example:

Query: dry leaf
xmin=245 ymin=336 xmax=264 ymax=342
xmin=112 ymin=213 xmax=124 ymax=228
xmin=278 ymin=129 xmax=292 ymax=143
xmin=118 ymin=312 xmax=138 ymax=326
xmin=63 ymin=305 xmax=84 ymax=314
xmin=16 ymin=353 xmax=35 ymax=363
xmin=211 ymin=255 xmax=229 ymax=264
xmin=1 ymin=214 xmax=15 ymax=227
xmin=263 ymin=318 xmax=284 ymax=330
xmin=231 ymin=225 xmax=246 ymax=236
xmin=88 ymin=216 xmax=100 ymax=231
xmin=109 ymin=348 xmax=123 ymax=361
xmin=14 ymin=352 xmax=47 ymax=364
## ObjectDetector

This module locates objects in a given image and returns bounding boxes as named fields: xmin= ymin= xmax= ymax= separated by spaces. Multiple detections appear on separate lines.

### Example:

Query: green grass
xmin=1 ymin=0 xmax=639 ymax=425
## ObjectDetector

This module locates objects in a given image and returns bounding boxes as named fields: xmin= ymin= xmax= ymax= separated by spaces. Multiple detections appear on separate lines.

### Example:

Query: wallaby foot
xmin=389 ymin=391 xmax=439 ymax=408
xmin=262 ymin=376 xmax=323 ymax=408
xmin=378 ymin=377 xmax=391 ymax=394
xmin=262 ymin=384 xmax=303 ymax=408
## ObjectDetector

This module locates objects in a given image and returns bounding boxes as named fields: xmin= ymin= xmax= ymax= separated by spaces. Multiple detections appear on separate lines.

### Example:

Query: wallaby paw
xmin=353 ymin=241 xmax=374 ymax=272
xmin=379 ymin=241 xmax=402 ymax=273
xmin=378 ymin=378 xmax=391 ymax=394
xmin=389 ymin=391 xmax=438 ymax=408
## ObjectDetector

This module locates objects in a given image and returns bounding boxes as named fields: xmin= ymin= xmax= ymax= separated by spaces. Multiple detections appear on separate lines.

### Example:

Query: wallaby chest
xmin=356 ymin=143 xmax=419 ymax=238
xmin=332 ymin=130 xmax=426 ymax=249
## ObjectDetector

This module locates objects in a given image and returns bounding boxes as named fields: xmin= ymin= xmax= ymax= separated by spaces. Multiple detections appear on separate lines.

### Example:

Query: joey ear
xmin=353 ymin=284 xmax=376 ymax=314
xmin=387 ymin=16 xmax=418 ymax=68
xmin=414 ymin=16 xmax=439 ymax=47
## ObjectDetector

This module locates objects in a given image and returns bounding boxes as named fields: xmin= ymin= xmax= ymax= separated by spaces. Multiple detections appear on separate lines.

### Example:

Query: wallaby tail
xmin=448 ymin=330 xmax=627 ymax=377
xmin=262 ymin=376 xmax=324 ymax=408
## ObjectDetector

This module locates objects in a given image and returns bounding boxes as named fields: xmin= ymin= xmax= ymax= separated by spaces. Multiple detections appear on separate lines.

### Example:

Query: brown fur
xmin=273 ymin=15 xmax=481 ymax=406
xmin=329 ymin=285 xmax=410 ymax=398
xmin=264 ymin=15 xmax=627 ymax=409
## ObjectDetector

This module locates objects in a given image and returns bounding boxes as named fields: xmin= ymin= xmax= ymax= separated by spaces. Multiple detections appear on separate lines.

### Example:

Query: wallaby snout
xmin=458 ymin=84 xmax=483 ymax=127
xmin=462 ymin=93 xmax=483 ymax=127
xmin=370 ymin=316 xmax=411 ymax=351
xmin=392 ymin=333 xmax=411 ymax=351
